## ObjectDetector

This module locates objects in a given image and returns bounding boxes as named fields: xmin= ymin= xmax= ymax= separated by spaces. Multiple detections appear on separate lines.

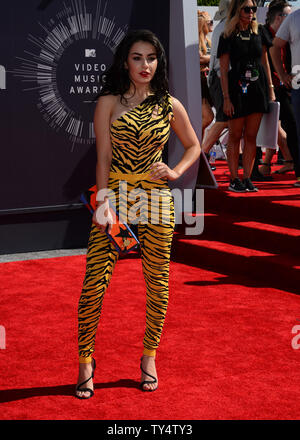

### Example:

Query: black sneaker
xmin=243 ymin=178 xmax=258 ymax=192
xmin=228 ymin=178 xmax=246 ymax=192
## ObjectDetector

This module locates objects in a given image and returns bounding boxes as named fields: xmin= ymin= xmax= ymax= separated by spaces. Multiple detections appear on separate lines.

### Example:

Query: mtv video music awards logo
xmin=0 ymin=65 xmax=6 ymax=90
xmin=13 ymin=0 xmax=128 ymax=147
xmin=85 ymin=49 xmax=96 ymax=57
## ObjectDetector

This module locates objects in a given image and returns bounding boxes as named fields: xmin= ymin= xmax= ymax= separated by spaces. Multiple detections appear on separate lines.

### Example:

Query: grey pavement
xmin=0 ymin=248 xmax=87 ymax=263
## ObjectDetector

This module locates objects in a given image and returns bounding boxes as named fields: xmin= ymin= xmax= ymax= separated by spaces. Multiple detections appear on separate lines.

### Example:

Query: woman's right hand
xmin=223 ymin=97 xmax=234 ymax=118
xmin=92 ymin=201 xmax=114 ymax=234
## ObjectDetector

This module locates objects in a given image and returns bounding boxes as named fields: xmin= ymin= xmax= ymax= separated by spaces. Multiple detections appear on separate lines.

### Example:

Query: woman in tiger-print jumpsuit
xmin=76 ymin=30 xmax=201 ymax=398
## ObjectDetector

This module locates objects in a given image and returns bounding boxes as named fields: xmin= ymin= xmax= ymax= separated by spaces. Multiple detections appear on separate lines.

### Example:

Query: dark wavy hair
xmin=98 ymin=29 xmax=168 ymax=105
xmin=265 ymin=0 xmax=291 ymax=25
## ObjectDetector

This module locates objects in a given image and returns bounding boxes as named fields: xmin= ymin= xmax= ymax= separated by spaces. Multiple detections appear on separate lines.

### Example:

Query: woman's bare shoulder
xmin=169 ymin=96 xmax=186 ymax=113
xmin=94 ymin=94 xmax=120 ymax=120
xmin=96 ymin=94 xmax=119 ymax=108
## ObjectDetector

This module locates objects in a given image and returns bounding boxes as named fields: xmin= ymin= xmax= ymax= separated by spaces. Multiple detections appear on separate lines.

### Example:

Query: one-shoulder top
xmin=110 ymin=93 xmax=174 ymax=174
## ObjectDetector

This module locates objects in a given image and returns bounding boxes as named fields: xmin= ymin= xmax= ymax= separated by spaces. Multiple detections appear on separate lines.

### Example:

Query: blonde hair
xmin=198 ymin=11 xmax=211 ymax=55
xmin=223 ymin=0 xmax=258 ymax=38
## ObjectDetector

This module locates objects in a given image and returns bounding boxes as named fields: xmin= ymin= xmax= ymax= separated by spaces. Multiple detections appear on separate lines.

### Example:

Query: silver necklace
xmin=237 ymin=28 xmax=252 ymax=40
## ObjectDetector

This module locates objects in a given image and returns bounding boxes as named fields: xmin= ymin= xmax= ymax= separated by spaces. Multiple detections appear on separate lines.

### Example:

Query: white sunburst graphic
xmin=13 ymin=0 xmax=128 ymax=148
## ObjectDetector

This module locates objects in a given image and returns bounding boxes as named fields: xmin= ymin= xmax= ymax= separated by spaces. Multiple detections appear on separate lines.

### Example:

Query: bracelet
xmin=269 ymin=84 xmax=274 ymax=88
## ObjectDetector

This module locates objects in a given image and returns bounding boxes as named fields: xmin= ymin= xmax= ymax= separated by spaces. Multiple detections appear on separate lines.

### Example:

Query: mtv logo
xmin=85 ymin=49 xmax=96 ymax=58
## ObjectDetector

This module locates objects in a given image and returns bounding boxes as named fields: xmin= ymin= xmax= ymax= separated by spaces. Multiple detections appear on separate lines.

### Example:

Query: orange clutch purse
xmin=80 ymin=185 xmax=140 ymax=255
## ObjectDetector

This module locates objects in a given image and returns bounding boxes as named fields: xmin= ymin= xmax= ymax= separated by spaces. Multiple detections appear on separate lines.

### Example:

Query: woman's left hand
xmin=149 ymin=162 xmax=180 ymax=181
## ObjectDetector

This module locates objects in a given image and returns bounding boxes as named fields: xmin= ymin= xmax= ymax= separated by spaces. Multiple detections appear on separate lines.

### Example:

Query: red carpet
xmin=0 ymin=159 xmax=300 ymax=420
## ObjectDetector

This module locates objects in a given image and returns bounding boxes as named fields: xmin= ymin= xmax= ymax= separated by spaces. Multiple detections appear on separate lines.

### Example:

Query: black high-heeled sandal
xmin=75 ymin=358 xmax=96 ymax=399
xmin=140 ymin=357 xmax=158 ymax=392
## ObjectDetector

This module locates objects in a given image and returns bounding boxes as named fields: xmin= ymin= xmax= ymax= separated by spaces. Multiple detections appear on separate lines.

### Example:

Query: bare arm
xmin=92 ymin=95 xmax=114 ymax=231
xmin=261 ymin=45 xmax=276 ymax=101
xmin=94 ymin=95 xmax=114 ymax=194
xmin=270 ymin=37 xmax=293 ymax=88
xmin=149 ymin=97 xmax=201 ymax=181
xmin=199 ymin=38 xmax=211 ymax=66
xmin=219 ymin=52 xmax=234 ymax=118
xmin=199 ymin=51 xmax=210 ymax=66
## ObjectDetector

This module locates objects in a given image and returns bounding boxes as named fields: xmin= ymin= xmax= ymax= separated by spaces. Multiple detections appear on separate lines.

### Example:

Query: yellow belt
xmin=109 ymin=171 xmax=152 ymax=183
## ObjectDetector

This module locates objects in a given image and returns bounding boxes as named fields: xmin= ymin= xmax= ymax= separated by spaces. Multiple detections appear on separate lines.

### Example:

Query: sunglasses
xmin=242 ymin=6 xmax=257 ymax=13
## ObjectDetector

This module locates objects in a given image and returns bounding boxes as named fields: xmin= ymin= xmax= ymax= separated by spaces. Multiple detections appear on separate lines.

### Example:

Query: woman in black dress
xmin=218 ymin=0 xmax=276 ymax=192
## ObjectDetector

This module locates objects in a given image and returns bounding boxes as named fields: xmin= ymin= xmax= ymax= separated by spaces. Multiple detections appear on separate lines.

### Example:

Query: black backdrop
xmin=0 ymin=0 xmax=170 ymax=214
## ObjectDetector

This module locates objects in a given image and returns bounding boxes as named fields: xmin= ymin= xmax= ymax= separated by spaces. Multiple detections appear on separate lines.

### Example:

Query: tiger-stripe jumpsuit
xmin=78 ymin=93 xmax=175 ymax=363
